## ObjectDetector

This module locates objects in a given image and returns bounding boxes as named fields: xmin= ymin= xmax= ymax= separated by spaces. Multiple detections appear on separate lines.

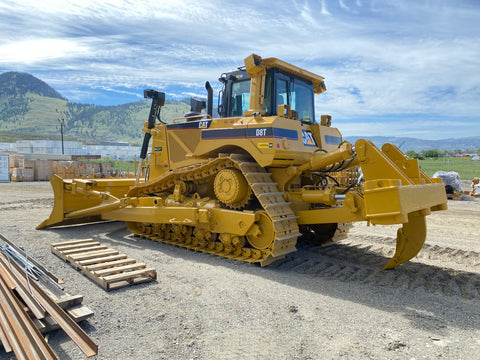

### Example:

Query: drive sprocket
xmin=213 ymin=168 xmax=252 ymax=209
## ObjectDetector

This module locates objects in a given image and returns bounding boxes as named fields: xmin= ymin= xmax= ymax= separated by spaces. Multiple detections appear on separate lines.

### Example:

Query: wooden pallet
xmin=51 ymin=239 xmax=157 ymax=291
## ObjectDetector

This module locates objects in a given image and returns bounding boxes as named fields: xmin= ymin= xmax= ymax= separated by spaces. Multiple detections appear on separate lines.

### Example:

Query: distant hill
xmin=1 ymin=71 xmax=479 ymax=152
xmin=0 ymin=72 xmax=190 ymax=144
xmin=0 ymin=72 xmax=65 ymax=99
xmin=344 ymin=136 xmax=480 ymax=153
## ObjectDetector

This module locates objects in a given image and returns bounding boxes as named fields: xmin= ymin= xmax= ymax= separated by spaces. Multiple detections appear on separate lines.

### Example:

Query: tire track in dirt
xmin=339 ymin=236 xmax=480 ymax=268
xmin=270 ymin=242 xmax=480 ymax=300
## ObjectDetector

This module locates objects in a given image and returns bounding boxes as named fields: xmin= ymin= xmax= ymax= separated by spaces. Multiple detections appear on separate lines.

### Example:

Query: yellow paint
xmin=39 ymin=53 xmax=448 ymax=270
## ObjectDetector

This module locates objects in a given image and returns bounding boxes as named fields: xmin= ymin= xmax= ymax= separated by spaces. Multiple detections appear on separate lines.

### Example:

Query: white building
xmin=0 ymin=140 xmax=140 ymax=160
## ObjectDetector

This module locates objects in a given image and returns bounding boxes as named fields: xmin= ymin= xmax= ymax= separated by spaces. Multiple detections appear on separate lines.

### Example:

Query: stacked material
xmin=0 ymin=154 xmax=9 ymax=182
xmin=1 ymin=154 xmax=115 ymax=181
xmin=34 ymin=159 xmax=56 ymax=181
xmin=432 ymin=170 xmax=462 ymax=199
xmin=8 ymin=154 xmax=24 ymax=182
xmin=23 ymin=159 xmax=35 ymax=181
xmin=0 ymin=234 xmax=97 ymax=359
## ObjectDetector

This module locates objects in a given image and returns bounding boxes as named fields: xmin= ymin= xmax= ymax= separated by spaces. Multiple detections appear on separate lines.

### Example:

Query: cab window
xmin=274 ymin=72 xmax=315 ymax=124
xmin=230 ymin=80 xmax=250 ymax=117
xmin=290 ymin=80 xmax=314 ymax=124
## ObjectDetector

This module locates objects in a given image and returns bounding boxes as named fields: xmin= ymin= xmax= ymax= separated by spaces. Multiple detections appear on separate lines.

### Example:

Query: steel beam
xmin=0 ymin=256 xmax=98 ymax=357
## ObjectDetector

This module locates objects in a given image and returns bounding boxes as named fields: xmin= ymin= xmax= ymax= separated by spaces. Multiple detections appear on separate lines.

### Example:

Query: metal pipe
xmin=205 ymin=81 xmax=213 ymax=117
xmin=298 ymin=142 xmax=354 ymax=173
xmin=58 ymin=118 xmax=65 ymax=155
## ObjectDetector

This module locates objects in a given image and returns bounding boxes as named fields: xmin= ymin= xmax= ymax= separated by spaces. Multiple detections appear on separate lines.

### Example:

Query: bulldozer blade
xmin=382 ymin=212 xmax=426 ymax=270
xmin=37 ymin=175 xmax=134 ymax=229
xmin=37 ymin=175 xmax=72 ymax=229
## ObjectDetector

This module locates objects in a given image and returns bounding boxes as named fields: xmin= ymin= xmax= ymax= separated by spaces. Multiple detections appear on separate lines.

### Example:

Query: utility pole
xmin=57 ymin=118 xmax=65 ymax=155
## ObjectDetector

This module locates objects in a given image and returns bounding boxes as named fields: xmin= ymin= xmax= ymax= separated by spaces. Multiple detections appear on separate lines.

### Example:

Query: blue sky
xmin=0 ymin=0 xmax=479 ymax=139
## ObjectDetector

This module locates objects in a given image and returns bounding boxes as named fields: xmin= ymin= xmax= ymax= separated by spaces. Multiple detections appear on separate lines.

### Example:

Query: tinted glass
xmin=290 ymin=80 xmax=314 ymax=124
xmin=230 ymin=80 xmax=250 ymax=117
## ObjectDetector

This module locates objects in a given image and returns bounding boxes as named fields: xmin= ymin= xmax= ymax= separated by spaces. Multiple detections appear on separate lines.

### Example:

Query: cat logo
xmin=302 ymin=130 xmax=317 ymax=147
xmin=198 ymin=121 xmax=209 ymax=129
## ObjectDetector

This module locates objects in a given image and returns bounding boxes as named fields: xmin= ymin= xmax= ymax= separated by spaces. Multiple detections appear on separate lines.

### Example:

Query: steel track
xmin=128 ymin=154 xmax=301 ymax=265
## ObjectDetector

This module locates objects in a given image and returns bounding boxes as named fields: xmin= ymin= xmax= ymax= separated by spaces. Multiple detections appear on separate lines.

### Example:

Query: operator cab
xmin=218 ymin=67 xmax=316 ymax=125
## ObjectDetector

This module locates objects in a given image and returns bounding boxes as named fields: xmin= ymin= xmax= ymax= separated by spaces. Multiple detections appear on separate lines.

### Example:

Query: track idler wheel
xmin=246 ymin=212 xmax=275 ymax=250
xmin=383 ymin=212 xmax=427 ymax=270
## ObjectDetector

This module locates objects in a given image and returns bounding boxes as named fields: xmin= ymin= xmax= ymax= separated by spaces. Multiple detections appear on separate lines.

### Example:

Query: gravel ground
xmin=1 ymin=180 xmax=479 ymax=360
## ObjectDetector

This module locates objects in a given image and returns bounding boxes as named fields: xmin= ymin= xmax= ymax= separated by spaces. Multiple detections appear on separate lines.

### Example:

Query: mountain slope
xmin=0 ymin=72 xmax=65 ymax=99
xmin=0 ymin=71 xmax=190 ymax=144
xmin=344 ymin=136 xmax=480 ymax=153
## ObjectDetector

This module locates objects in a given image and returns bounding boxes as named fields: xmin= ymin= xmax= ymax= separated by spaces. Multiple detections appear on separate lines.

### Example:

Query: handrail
xmin=173 ymin=114 xmax=212 ymax=124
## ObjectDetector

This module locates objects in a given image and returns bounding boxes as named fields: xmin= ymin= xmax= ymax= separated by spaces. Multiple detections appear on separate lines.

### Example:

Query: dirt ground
xmin=1 ymin=180 xmax=479 ymax=360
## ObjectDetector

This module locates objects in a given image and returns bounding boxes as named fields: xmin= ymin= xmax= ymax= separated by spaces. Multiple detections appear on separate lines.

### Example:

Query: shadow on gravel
xmin=44 ymin=221 xmax=480 ymax=334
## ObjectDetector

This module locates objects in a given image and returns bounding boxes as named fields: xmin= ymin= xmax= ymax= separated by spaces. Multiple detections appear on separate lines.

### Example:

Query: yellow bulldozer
xmin=38 ymin=54 xmax=447 ymax=270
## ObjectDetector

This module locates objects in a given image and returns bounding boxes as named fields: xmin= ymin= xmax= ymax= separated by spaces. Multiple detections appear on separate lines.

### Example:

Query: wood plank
xmin=61 ymin=245 xmax=108 ymax=255
xmin=93 ymin=263 xmax=146 ymax=277
xmin=102 ymin=268 xmax=157 ymax=283
xmin=106 ymin=276 xmax=156 ymax=291
xmin=67 ymin=249 xmax=119 ymax=262
xmin=67 ymin=305 xmax=94 ymax=323
xmin=51 ymin=239 xmax=94 ymax=247
xmin=55 ymin=294 xmax=84 ymax=310
xmin=78 ymin=267 xmax=106 ymax=289
xmin=53 ymin=241 xmax=99 ymax=251
xmin=85 ymin=258 xmax=136 ymax=271
xmin=78 ymin=254 xmax=128 ymax=267
xmin=51 ymin=246 xmax=69 ymax=260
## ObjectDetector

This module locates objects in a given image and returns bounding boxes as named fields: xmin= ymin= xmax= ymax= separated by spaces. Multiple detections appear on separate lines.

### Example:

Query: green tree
xmin=422 ymin=149 xmax=440 ymax=158
xmin=405 ymin=150 xmax=422 ymax=159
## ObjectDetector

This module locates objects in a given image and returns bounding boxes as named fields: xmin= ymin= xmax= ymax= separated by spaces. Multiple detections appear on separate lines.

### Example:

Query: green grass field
xmin=419 ymin=157 xmax=480 ymax=179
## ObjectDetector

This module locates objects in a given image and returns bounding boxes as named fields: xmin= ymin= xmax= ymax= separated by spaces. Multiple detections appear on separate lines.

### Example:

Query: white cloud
xmin=336 ymin=119 xmax=478 ymax=140
xmin=0 ymin=0 xmax=478 ymax=139
xmin=0 ymin=39 xmax=89 ymax=64
xmin=339 ymin=0 xmax=350 ymax=11
xmin=321 ymin=0 xmax=331 ymax=15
